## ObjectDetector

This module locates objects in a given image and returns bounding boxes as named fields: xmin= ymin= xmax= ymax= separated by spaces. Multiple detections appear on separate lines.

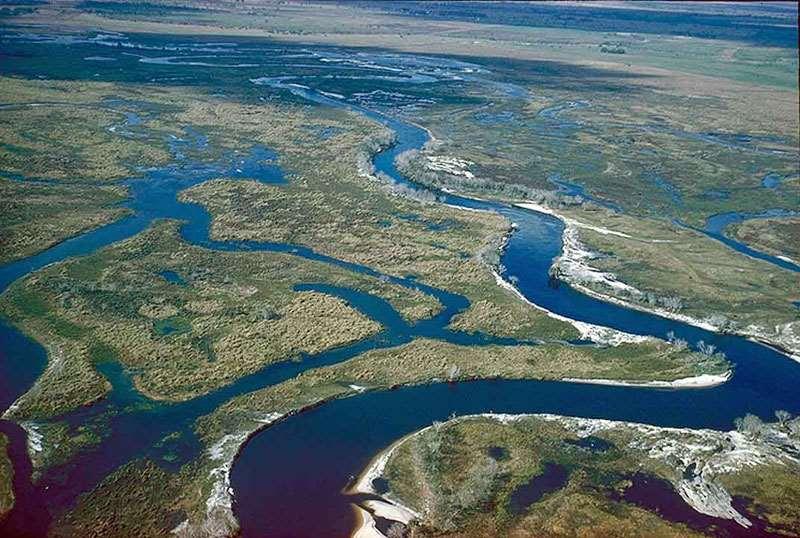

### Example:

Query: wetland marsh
xmin=0 ymin=2 xmax=798 ymax=537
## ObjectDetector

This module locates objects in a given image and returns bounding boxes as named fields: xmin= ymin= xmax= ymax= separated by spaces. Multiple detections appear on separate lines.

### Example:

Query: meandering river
xmin=0 ymin=33 xmax=798 ymax=537
xmin=230 ymin=82 xmax=800 ymax=537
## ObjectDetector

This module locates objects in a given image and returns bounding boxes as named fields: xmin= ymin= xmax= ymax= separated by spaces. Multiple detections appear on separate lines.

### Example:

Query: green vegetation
xmin=0 ymin=76 xmax=177 ymax=261
xmin=11 ymin=3 xmax=796 ymax=228
xmin=0 ymin=221 xmax=426 ymax=416
xmin=23 ymin=419 xmax=110 ymax=479
xmin=720 ymin=464 xmax=800 ymax=532
xmin=177 ymin=100 xmax=575 ymax=341
xmin=0 ymin=177 xmax=129 ymax=264
xmin=448 ymin=298 xmax=574 ymax=340
xmin=0 ymin=77 xmax=171 ymax=182
xmin=50 ymin=458 xmax=196 ymax=538
xmin=198 ymin=336 xmax=727 ymax=451
xmin=729 ymin=217 xmax=800 ymax=263
xmin=0 ymin=5 xmax=796 ymax=536
xmin=39 ymin=329 xmax=729 ymax=536
xmin=547 ymin=204 xmax=800 ymax=353
xmin=6 ymin=0 xmax=796 ymax=341
xmin=0 ymin=433 xmax=12 ymax=519
xmin=77 ymin=1 xmax=202 ymax=17
xmin=378 ymin=414 xmax=800 ymax=537
xmin=408 ymin=82 xmax=797 ymax=227
xmin=11 ymin=2 xmax=797 ymax=89
xmin=53 ymin=335 xmax=721 ymax=534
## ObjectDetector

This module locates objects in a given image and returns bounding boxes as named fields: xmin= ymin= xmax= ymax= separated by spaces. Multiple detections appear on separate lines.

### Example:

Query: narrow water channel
xmin=229 ymin=83 xmax=800 ymax=537
xmin=0 ymin=33 xmax=798 ymax=537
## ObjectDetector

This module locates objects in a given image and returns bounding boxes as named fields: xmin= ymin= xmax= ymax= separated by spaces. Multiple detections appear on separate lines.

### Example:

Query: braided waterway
xmin=0 ymin=105 xmax=528 ymax=536
xmin=0 ymin=32 xmax=798 ymax=537
xmin=229 ymin=79 xmax=800 ymax=538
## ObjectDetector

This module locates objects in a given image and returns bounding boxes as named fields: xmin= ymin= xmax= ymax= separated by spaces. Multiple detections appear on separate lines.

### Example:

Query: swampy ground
xmin=0 ymin=2 xmax=798 ymax=537
xmin=380 ymin=414 xmax=800 ymax=537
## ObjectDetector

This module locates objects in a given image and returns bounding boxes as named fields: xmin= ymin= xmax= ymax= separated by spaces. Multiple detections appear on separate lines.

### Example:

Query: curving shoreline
xmin=1 ymin=33 xmax=799 ymax=538
xmin=561 ymin=371 xmax=732 ymax=389
xmin=514 ymin=202 xmax=800 ymax=360
xmin=491 ymin=267 xmax=654 ymax=347
xmin=352 ymin=412 xmax=800 ymax=535
xmin=348 ymin=427 xmax=426 ymax=537
xmin=351 ymin=506 xmax=382 ymax=538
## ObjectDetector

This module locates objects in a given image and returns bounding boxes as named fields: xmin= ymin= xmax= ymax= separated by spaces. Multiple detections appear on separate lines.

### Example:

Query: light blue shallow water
xmin=0 ymin=32 xmax=798 ymax=537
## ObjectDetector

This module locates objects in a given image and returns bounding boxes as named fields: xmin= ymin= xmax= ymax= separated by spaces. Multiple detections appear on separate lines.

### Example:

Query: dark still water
xmin=0 ymin=30 xmax=797 ymax=538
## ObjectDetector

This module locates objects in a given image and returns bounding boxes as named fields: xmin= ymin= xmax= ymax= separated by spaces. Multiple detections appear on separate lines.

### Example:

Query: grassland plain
xmin=0 ymin=220 xmax=437 ymax=418
xmin=528 ymin=203 xmax=800 ymax=355
xmin=50 ymin=458 xmax=198 ymax=538
xmin=0 ymin=77 xmax=174 ymax=182
xmin=405 ymin=78 xmax=798 ymax=226
xmin=376 ymin=414 xmax=800 ymax=537
xmin=0 ymin=73 xmax=613 ymax=524
xmin=0 ymin=178 xmax=129 ymax=265
xmin=0 ymin=217 xmax=450 ymax=477
xmin=176 ymin=100 xmax=578 ymax=342
xmin=11 ymin=2 xmax=798 ymax=89
xmin=0 ymin=76 xmax=174 ymax=262
xmin=53 ymin=0 xmax=794 ymax=349
xmin=729 ymin=217 xmax=800 ymax=263
xmin=45 ymin=336 xmax=726 ymax=537
xmin=0 ymin=433 xmax=11 ymax=519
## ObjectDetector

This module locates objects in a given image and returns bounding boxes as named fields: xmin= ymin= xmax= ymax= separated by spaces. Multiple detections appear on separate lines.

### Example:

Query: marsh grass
xmin=729 ymin=217 xmax=800 ymax=263
xmin=555 ymin=205 xmax=800 ymax=337
xmin=0 ymin=433 xmax=12 ymax=518
xmin=383 ymin=416 xmax=800 ymax=537
xmin=0 ymin=221 xmax=421 ymax=414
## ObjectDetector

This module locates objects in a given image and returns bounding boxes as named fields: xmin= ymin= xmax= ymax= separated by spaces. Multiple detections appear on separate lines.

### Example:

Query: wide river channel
xmin=230 ymin=85 xmax=800 ymax=537
xmin=0 ymin=38 xmax=798 ymax=538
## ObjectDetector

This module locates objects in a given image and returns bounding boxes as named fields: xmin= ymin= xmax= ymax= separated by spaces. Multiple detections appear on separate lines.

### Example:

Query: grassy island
xmin=527 ymin=203 xmax=800 ymax=355
xmin=373 ymin=413 xmax=800 ymax=537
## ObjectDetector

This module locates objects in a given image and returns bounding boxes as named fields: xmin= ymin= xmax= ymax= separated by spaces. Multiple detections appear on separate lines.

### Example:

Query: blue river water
xmin=229 ymin=83 xmax=800 ymax=536
xmin=689 ymin=209 xmax=800 ymax=273
xmin=0 ymin=39 xmax=798 ymax=538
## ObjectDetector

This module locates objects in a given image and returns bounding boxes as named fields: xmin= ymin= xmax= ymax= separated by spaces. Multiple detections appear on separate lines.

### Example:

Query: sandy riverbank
xmin=514 ymin=202 xmax=800 ymax=359
xmin=562 ymin=370 xmax=732 ymax=389
xmin=348 ymin=431 xmax=423 ymax=538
